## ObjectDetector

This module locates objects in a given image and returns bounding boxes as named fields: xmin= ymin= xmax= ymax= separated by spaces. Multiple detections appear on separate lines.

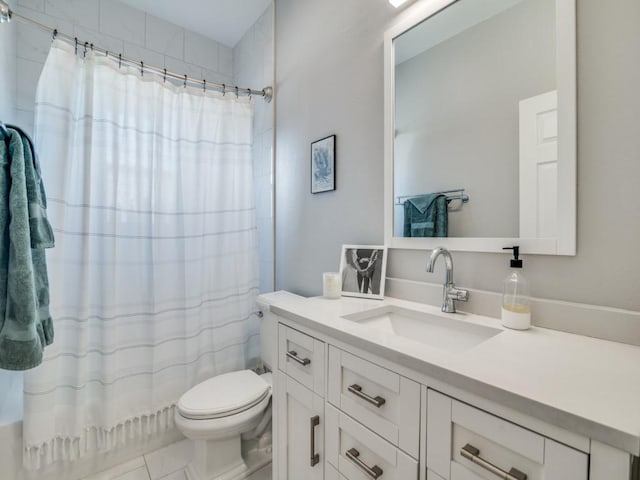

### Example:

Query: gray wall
xmin=394 ymin=0 xmax=555 ymax=238
xmin=274 ymin=0 xmax=640 ymax=314
xmin=275 ymin=0 xmax=393 ymax=295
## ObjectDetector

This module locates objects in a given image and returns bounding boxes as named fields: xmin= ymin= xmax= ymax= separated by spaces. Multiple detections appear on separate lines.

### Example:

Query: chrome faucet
xmin=425 ymin=247 xmax=469 ymax=313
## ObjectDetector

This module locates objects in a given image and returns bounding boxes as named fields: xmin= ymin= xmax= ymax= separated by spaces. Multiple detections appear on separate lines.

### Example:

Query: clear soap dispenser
xmin=501 ymin=246 xmax=531 ymax=330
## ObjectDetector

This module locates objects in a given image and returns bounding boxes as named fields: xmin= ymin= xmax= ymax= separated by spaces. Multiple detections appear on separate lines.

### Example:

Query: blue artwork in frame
xmin=311 ymin=134 xmax=336 ymax=193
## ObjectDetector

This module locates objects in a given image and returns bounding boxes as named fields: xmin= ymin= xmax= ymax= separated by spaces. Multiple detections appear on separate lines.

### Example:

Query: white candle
xmin=323 ymin=272 xmax=342 ymax=299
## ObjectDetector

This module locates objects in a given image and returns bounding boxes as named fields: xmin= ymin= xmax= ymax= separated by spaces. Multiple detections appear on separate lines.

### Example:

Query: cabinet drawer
xmin=278 ymin=324 xmax=325 ymax=395
xmin=326 ymin=403 xmax=419 ymax=480
xmin=328 ymin=346 xmax=421 ymax=458
xmin=427 ymin=389 xmax=588 ymax=480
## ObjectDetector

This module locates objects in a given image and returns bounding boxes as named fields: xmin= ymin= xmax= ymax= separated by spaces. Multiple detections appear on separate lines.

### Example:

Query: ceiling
xmin=119 ymin=0 xmax=272 ymax=47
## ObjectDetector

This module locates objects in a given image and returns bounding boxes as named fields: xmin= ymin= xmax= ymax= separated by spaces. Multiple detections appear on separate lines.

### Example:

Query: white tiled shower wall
xmin=12 ymin=0 xmax=235 ymax=136
xmin=233 ymin=6 xmax=275 ymax=294
xmin=0 ymin=0 xmax=274 ymax=478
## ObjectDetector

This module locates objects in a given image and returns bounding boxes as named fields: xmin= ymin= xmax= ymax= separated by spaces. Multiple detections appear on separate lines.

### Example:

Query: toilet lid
xmin=177 ymin=370 xmax=270 ymax=420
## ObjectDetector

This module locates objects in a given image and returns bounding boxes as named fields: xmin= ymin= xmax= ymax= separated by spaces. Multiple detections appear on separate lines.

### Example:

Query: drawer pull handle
xmin=348 ymin=384 xmax=386 ymax=408
xmin=286 ymin=350 xmax=311 ymax=366
xmin=310 ymin=415 xmax=320 ymax=467
xmin=461 ymin=444 xmax=527 ymax=480
xmin=346 ymin=448 xmax=383 ymax=479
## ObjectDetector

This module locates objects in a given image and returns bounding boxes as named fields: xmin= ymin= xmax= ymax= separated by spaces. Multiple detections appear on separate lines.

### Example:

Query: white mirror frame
xmin=384 ymin=0 xmax=577 ymax=255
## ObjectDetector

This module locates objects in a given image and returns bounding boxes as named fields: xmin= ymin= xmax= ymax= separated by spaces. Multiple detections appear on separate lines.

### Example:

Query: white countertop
xmin=260 ymin=291 xmax=640 ymax=456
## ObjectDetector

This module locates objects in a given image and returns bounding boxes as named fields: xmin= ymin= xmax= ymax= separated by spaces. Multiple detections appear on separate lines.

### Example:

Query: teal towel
xmin=403 ymin=193 xmax=448 ymax=237
xmin=0 ymin=128 xmax=54 ymax=371
xmin=13 ymin=126 xmax=55 ymax=249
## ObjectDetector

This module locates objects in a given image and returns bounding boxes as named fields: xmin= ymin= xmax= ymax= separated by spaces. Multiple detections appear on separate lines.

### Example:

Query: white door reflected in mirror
xmin=519 ymin=90 xmax=558 ymax=239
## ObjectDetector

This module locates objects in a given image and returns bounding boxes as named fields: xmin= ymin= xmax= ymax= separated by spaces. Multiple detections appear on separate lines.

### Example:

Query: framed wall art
xmin=311 ymin=134 xmax=336 ymax=194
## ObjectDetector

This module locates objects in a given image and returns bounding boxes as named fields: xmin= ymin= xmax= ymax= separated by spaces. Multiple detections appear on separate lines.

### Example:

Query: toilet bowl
xmin=175 ymin=369 xmax=272 ymax=480
xmin=175 ymin=298 xmax=278 ymax=480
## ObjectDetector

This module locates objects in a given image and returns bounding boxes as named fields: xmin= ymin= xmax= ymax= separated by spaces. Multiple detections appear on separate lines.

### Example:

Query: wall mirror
xmin=383 ymin=0 xmax=576 ymax=254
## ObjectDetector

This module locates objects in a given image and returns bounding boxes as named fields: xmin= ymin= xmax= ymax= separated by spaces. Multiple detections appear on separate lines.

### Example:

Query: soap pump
xmin=501 ymin=246 xmax=531 ymax=330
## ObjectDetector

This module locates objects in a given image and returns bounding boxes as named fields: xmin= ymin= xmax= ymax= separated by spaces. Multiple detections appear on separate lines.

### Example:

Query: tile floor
xmin=82 ymin=439 xmax=271 ymax=480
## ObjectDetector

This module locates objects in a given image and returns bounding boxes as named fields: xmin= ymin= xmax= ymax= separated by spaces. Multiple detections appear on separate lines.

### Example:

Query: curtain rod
xmin=0 ymin=1 xmax=273 ymax=103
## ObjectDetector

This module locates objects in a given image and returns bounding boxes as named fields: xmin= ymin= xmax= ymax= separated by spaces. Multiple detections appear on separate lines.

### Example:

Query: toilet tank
xmin=256 ymin=291 xmax=303 ymax=371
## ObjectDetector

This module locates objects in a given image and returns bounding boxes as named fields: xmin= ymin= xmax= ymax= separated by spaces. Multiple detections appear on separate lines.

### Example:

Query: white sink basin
xmin=342 ymin=305 xmax=501 ymax=353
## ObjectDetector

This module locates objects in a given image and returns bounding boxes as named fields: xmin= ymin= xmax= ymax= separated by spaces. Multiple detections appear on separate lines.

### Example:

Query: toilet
xmin=175 ymin=298 xmax=277 ymax=480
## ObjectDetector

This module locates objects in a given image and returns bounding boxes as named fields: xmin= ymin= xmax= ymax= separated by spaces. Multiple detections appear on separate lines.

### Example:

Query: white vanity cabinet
xmin=276 ymin=324 xmax=325 ymax=480
xmin=268 ymin=301 xmax=638 ymax=480
xmin=426 ymin=389 xmax=589 ymax=480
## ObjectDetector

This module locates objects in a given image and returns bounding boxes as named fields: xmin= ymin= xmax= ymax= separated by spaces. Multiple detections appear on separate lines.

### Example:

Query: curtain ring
xmin=163 ymin=68 xmax=167 ymax=83
xmin=83 ymin=41 xmax=88 ymax=58
xmin=74 ymin=37 xmax=78 ymax=55
xmin=235 ymin=86 xmax=239 ymax=98
xmin=90 ymin=43 xmax=94 ymax=51
xmin=203 ymin=79 xmax=206 ymax=92
xmin=184 ymin=74 xmax=187 ymax=88
xmin=140 ymin=61 xmax=144 ymax=76
xmin=52 ymin=29 xmax=57 ymax=40
xmin=248 ymin=89 xmax=252 ymax=100
xmin=118 ymin=53 xmax=122 ymax=68
xmin=222 ymin=84 xmax=226 ymax=96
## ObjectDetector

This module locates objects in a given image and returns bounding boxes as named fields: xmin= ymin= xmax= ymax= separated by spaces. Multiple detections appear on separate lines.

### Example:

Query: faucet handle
xmin=448 ymin=286 xmax=469 ymax=302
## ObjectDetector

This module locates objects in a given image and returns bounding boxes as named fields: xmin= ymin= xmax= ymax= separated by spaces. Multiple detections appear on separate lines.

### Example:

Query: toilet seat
xmin=177 ymin=369 xmax=271 ymax=420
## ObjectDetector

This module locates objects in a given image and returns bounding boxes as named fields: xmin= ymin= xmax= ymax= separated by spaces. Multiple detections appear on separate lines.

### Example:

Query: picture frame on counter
xmin=339 ymin=245 xmax=387 ymax=299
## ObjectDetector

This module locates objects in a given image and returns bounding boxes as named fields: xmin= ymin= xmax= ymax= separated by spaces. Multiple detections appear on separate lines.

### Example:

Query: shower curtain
xmin=22 ymin=39 xmax=260 ymax=468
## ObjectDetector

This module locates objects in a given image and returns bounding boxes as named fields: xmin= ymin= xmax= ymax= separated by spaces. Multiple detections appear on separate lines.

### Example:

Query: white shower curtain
xmin=23 ymin=40 xmax=260 ymax=468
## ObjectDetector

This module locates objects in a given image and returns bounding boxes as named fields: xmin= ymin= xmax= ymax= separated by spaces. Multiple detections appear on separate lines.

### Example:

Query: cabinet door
xmin=277 ymin=372 xmax=324 ymax=480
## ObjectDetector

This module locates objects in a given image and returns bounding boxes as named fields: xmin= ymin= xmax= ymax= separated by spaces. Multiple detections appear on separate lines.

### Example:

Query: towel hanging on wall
xmin=0 ymin=126 xmax=55 ymax=371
